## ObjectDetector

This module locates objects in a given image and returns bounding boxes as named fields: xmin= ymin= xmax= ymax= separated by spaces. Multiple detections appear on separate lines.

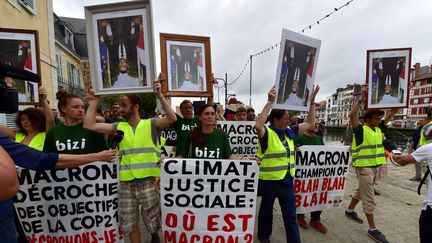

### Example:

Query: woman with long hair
xmin=0 ymin=86 xmax=54 ymax=150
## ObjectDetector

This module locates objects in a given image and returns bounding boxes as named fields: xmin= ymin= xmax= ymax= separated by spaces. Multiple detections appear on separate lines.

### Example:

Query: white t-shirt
xmin=412 ymin=143 xmax=432 ymax=210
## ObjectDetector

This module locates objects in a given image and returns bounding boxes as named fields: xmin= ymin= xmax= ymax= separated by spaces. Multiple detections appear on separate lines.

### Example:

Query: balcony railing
xmin=57 ymin=76 xmax=84 ymax=96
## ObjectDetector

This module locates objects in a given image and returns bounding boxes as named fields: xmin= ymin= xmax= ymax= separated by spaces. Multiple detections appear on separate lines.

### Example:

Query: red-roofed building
xmin=408 ymin=63 xmax=432 ymax=119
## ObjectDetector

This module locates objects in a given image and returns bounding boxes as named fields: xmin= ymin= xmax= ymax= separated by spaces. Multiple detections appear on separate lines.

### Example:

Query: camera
xmin=0 ymin=63 xmax=40 ymax=113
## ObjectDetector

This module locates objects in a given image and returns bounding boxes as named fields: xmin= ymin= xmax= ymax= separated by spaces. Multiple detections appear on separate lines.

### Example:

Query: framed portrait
xmin=0 ymin=28 xmax=40 ymax=105
xmin=273 ymin=29 xmax=321 ymax=111
xmin=366 ymin=48 xmax=411 ymax=109
xmin=85 ymin=0 xmax=156 ymax=95
xmin=160 ymin=33 xmax=213 ymax=97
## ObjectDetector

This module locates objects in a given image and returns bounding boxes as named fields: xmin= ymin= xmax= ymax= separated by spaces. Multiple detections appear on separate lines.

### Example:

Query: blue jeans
xmin=0 ymin=213 xmax=18 ymax=243
xmin=258 ymin=176 xmax=301 ymax=243
xmin=420 ymin=206 xmax=432 ymax=243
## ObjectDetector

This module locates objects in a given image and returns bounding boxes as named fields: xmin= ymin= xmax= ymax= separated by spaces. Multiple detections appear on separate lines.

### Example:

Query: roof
xmin=59 ymin=16 xmax=86 ymax=34
xmin=412 ymin=73 xmax=432 ymax=82
xmin=54 ymin=14 xmax=88 ymax=58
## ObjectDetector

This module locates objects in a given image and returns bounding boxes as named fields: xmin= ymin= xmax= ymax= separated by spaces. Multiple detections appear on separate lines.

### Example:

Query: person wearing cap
xmin=255 ymin=84 xmax=319 ymax=243
xmin=392 ymin=142 xmax=432 ymax=243
xmin=344 ymin=85 xmax=398 ymax=243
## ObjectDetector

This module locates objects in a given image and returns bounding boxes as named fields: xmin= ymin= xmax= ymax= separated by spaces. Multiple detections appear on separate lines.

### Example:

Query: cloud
xmin=54 ymin=0 xmax=432 ymax=111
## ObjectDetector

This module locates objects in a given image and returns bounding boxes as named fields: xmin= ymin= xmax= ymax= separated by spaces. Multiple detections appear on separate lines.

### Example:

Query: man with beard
xmin=173 ymin=99 xmax=198 ymax=155
xmin=84 ymin=74 xmax=177 ymax=243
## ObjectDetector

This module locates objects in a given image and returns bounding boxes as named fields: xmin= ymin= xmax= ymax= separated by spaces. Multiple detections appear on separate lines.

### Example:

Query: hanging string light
xmin=228 ymin=0 xmax=355 ymax=86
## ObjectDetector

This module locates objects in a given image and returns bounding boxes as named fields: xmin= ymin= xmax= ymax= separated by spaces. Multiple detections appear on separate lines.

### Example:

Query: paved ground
xmin=137 ymin=162 xmax=424 ymax=242
xmin=253 ymin=162 xmax=424 ymax=243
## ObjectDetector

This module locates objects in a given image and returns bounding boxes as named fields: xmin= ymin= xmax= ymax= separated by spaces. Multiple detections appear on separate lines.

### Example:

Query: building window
xmin=64 ymin=27 xmax=75 ymax=50
xmin=412 ymin=108 xmax=417 ymax=115
xmin=414 ymin=89 xmax=419 ymax=95
xmin=425 ymin=97 xmax=430 ymax=104
xmin=19 ymin=0 xmax=36 ymax=15
xmin=66 ymin=62 xmax=77 ymax=87
xmin=413 ymin=99 xmax=418 ymax=105
xmin=415 ymin=81 xmax=421 ymax=87
xmin=427 ymin=79 xmax=432 ymax=84
xmin=55 ymin=53 xmax=62 ymax=78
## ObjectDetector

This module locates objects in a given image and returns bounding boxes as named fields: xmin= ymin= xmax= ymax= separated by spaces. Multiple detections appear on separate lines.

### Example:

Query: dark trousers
xmin=419 ymin=206 xmax=432 ymax=243
xmin=297 ymin=211 xmax=322 ymax=221
xmin=258 ymin=176 xmax=301 ymax=243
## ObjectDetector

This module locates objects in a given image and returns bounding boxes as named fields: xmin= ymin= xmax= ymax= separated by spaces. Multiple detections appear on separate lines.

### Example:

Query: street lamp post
xmin=214 ymin=73 xmax=228 ymax=106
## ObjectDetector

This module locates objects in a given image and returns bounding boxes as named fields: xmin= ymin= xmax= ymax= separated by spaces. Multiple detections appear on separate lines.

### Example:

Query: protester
xmin=0 ymin=132 xmax=115 ymax=243
xmin=344 ymin=85 xmax=397 ymax=243
xmin=294 ymin=117 xmax=327 ymax=234
xmin=43 ymin=90 xmax=108 ymax=154
xmin=255 ymin=85 xmax=319 ymax=243
xmin=419 ymin=109 xmax=432 ymax=146
xmin=177 ymin=104 xmax=254 ymax=160
xmin=392 ymin=142 xmax=432 ymax=243
xmin=235 ymin=106 xmax=248 ymax=121
xmin=173 ymin=99 xmax=198 ymax=156
xmin=341 ymin=122 xmax=353 ymax=146
xmin=110 ymin=102 xmax=123 ymax=122
xmin=0 ymin=86 xmax=54 ymax=150
xmin=247 ymin=107 xmax=256 ymax=121
xmin=407 ymin=116 xmax=429 ymax=181
xmin=83 ymin=74 xmax=176 ymax=243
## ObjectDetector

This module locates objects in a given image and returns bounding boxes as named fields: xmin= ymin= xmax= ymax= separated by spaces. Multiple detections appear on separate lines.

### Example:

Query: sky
xmin=53 ymin=0 xmax=432 ymax=112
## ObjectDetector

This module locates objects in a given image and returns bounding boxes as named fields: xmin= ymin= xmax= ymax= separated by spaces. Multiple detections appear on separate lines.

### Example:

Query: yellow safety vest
xmin=419 ymin=121 xmax=432 ymax=147
xmin=352 ymin=125 xmax=386 ymax=167
xmin=257 ymin=127 xmax=295 ymax=180
xmin=117 ymin=120 xmax=160 ymax=181
xmin=15 ymin=132 xmax=45 ymax=151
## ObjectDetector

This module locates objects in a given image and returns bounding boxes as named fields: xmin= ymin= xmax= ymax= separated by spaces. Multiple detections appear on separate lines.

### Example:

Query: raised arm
xmin=350 ymin=85 xmax=367 ymax=128
xmin=39 ymin=86 xmax=55 ymax=131
xmin=299 ymin=85 xmax=319 ymax=133
xmin=0 ymin=146 xmax=19 ymax=200
xmin=255 ymin=86 xmax=276 ymax=138
xmin=55 ymin=149 xmax=117 ymax=168
xmin=155 ymin=73 xmax=177 ymax=130
xmin=83 ymin=89 xmax=114 ymax=135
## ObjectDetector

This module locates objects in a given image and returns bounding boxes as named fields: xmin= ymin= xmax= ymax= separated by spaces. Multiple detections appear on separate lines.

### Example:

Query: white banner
xmin=217 ymin=121 xmax=258 ymax=156
xmin=294 ymin=145 xmax=351 ymax=213
xmin=160 ymin=158 xmax=259 ymax=242
xmin=14 ymin=162 xmax=123 ymax=243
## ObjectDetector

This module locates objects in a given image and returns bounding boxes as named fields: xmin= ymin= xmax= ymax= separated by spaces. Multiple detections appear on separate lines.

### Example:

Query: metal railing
xmin=57 ymin=75 xmax=84 ymax=96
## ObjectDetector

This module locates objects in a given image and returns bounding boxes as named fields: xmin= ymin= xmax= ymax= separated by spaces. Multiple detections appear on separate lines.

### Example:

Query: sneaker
xmin=367 ymin=229 xmax=389 ymax=243
xmin=409 ymin=176 xmax=422 ymax=181
xmin=345 ymin=210 xmax=364 ymax=224
xmin=297 ymin=217 xmax=309 ymax=229
xmin=310 ymin=220 xmax=327 ymax=234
